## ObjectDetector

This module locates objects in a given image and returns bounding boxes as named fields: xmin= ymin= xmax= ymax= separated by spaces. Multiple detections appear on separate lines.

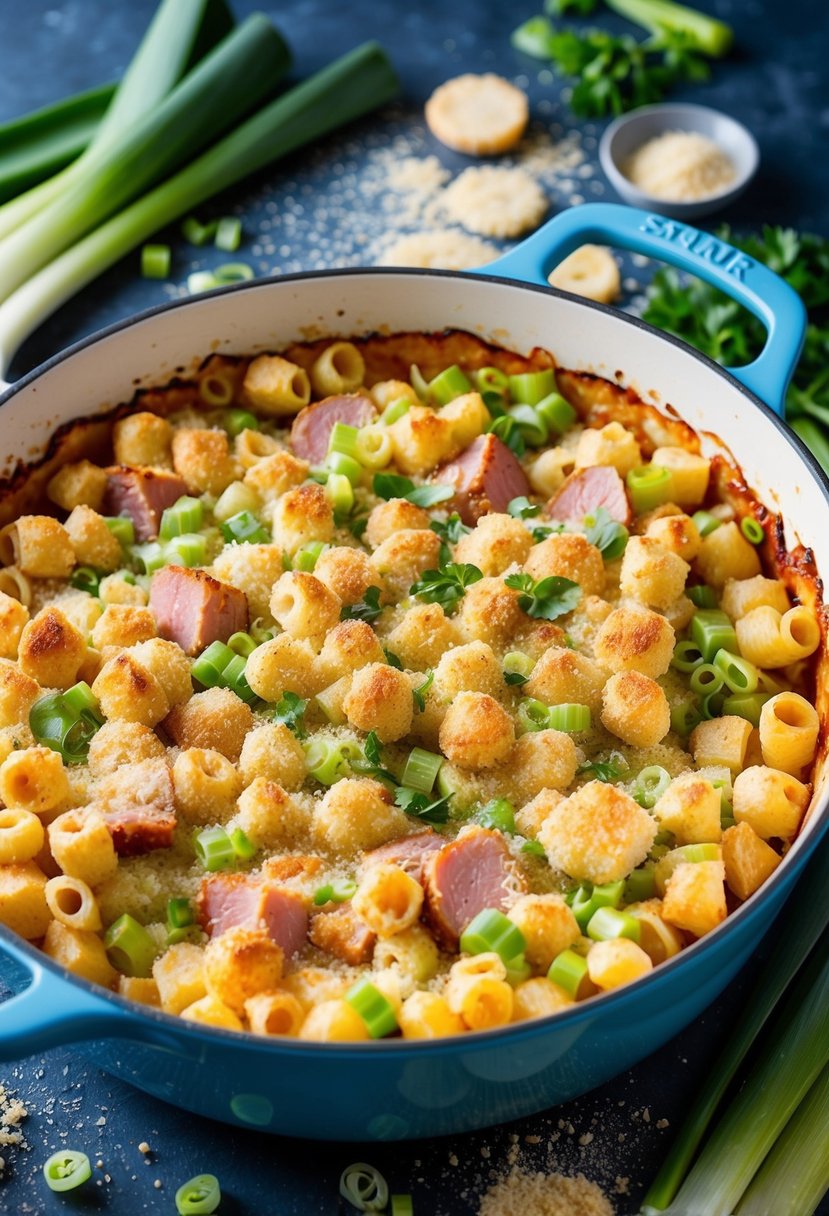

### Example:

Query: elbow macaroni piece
xmin=524 ymin=533 xmax=605 ymax=598
xmin=343 ymin=663 xmax=414 ymax=744
xmin=593 ymin=606 xmax=675 ymax=679
xmin=735 ymin=605 xmax=820 ymax=668
xmin=245 ymin=634 xmax=320 ymax=701
xmin=650 ymin=447 xmax=710 ymax=507
xmin=270 ymin=483 xmax=334 ymax=554
xmin=733 ymin=764 xmax=810 ymax=839
xmin=18 ymin=606 xmax=88 ymax=690
xmin=203 ymin=925 xmax=284 ymax=1016
xmin=0 ymin=807 xmax=45 ymax=864
xmin=172 ymin=748 xmax=242 ymax=825
xmin=244 ymin=990 xmax=305 ymax=1037
xmin=232 ymin=777 xmax=310 ymax=849
xmin=654 ymin=773 xmax=721 ymax=845
xmin=310 ymin=342 xmax=366 ymax=396
xmin=42 ymin=920 xmax=117 ymax=988
xmin=721 ymin=575 xmax=791 ymax=620
xmin=507 ymin=893 xmax=580 ymax=970
xmin=439 ymin=691 xmax=515 ymax=769
xmin=575 ymin=421 xmax=641 ymax=476
xmin=270 ymin=571 xmax=341 ymax=644
xmin=0 ymin=516 xmax=74 ymax=578
xmin=87 ymin=721 xmax=166 ymax=776
xmin=243 ymin=355 xmax=311 ymax=416
xmin=398 ymin=990 xmax=464 ymax=1039
xmin=0 ymin=861 xmax=50 ymax=938
xmin=758 ymin=692 xmax=819 ymax=774
xmin=352 ymin=863 xmax=424 ymax=938
xmin=454 ymin=513 xmax=532 ymax=576
xmin=238 ymin=722 xmax=306 ymax=791
xmin=64 ymin=506 xmax=125 ymax=572
xmin=45 ymin=874 xmax=102 ymax=932
xmin=47 ymin=460 xmax=108 ymax=513
xmin=539 ymin=780 xmax=656 ymax=884
xmin=153 ymin=942 xmax=207 ymax=1014
xmin=171 ymin=428 xmax=239 ymax=496
xmin=0 ymin=746 xmax=69 ymax=816
xmin=112 ymin=411 xmax=173 ymax=469
xmin=163 ymin=687 xmax=253 ymax=763
xmin=645 ymin=513 xmax=701 ymax=562
xmin=512 ymin=977 xmax=574 ymax=1021
xmin=48 ymin=809 xmax=118 ymax=888
xmin=314 ymin=778 xmax=408 ymax=855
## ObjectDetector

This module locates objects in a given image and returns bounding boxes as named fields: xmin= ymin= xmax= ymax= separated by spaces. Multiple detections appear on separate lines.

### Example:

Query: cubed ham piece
xmin=197 ymin=874 xmax=308 ymax=958
xmin=308 ymin=902 xmax=376 ymax=965
xmin=547 ymin=465 xmax=631 ymax=526
xmin=290 ymin=394 xmax=377 ymax=464
xmin=423 ymin=827 xmax=526 ymax=950
xmin=150 ymin=566 xmax=248 ymax=656
xmin=435 ymin=434 xmax=530 ymax=524
xmin=103 ymin=466 xmax=189 ymax=541
xmin=362 ymin=829 xmax=444 ymax=884
xmin=96 ymin=758 xmax=176 ymax=856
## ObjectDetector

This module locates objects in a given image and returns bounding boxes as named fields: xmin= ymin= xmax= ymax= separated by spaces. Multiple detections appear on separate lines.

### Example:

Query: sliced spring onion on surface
xmin=570 ymin=880 xmax=624 ymax=931
xmin=503 ymin=651 xmax=534 ymax=684
xmin=29 ymin=682 xmax=103 ymax=763
xmin=229 ymin=826 xmax=256 ymax=861
xmin=390 ymin=1196 xmax=414 ymax=1216
xmin=43 ymin=1149 xmax=92 ymax=1193
xmin=219 ymin=509 xmax=269 ymax=544
xmin=460 ymin=908 xmax=525 ymax=964
xmin=429 ymin=364 xmax=471 ymax=405
xmin=535 ymin=390 xmax=576 ymax=434
xmin=380 ymin=398 xmax=412 ymax=425
xmin=687 ymin=584 xmax=718 ymax=608
xmin=140 ymin=242 xmax=171 ymax=278
xmin=626 ymin=465 xmax=673 ymax=514
xmin=400 ymin=748 xmax=443 ymax=795
xmin=345 ymin=978 xmax=398 ymax=1039
xmin=740 ymin=516 xmax=765 ymax=544
xmin=474 ymin=366 xmax=509 ymax=396
xmin=721 ymin=692 xmax=771 ymax=726
xmin=641 ymin=840 xmax=829 ymax=1212
xmin=328 ymin=421 xmax=361 ymax=459
xmin=302 ymin=738 xmax=352 ymax=786
xmin=671 ymin=639 xmax=705 ymax=672
xmin=166 ymin=897 xmax=194 ymax=930
xmin=587 ymin=906 xmax=641 ymax=942
xmin=294 ymin=541 xmax=329 ymax=572
xmin=625 ymin=865 xmax=657 ymax=902
xmin=475 ymin=798 xmax=516 ymax=834
xmin=547 ymin=948 xmax=590 ymax=998
xmin=159 ymin=495 xmax=203 ymax=540
xmin=547 ymin=703 xmax=591 ymax=732
xmin=340 ymin=1162 xmax=389 ymax=1213
xmin=213 ymin=260 xmax=254 ymax=283
xmin=69 ymin=565 xmax=101 ymax=596
xmin=227 ymin=631 xmax=258 ymax=657
xmin=689 ymin=663 xmax=724 ymax=697
xmin=713 ymin=648 xmax=759 ymax=694
xmin=692 ymin=509 xmax=722 ymax=537
xmin=104 ymin=913 xmax=157 ymax=977
xmin=327 ymin=451 xmax=363 ymax=485
xmin=633 ymin=766 xmax=671 ymax=809
xmin=214 ymin=214 xmax=242 ymax=251
xmin=104 ymin=515 xmax=135 ymax=547
xmin=181 ymin=215 xmax=220 ymax=245
xmin=175 ymin=1172 xmax=221 ymax=1215
xmin=690 ymin=610 xmax=738 ymax=663
xmin=165 ymin=532 xmax=208 ymax=567
xmin=313 ymin=878 xmax=357 ymax=906
xmin=507 ymin=369 xmax=556 ymax=405
xmin=508 ymin=403 xmax=548 ymax=447
xmin=325 ymin=472 xmax=355 ymax=515
xmin=0 ymin=41 xmax=398 ymax=376
xmin=187 ymin=270 xmax=220 ymax=294
xmin=670 ymin=701 xmax=702 ymax=736
xmin=194 ymin=826 xmax=235 ymax=872
xmin=220 ymin=407 xmax=258 ymax=435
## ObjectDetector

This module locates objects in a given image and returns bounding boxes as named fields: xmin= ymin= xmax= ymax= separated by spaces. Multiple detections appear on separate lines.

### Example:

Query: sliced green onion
xmin=104 ymin=913 xmax=157 ymax=977
xmin=302 ymin=738 xmax=351 ymax=786
xmin=690 ymin=610 xmax=738 ymax=663
xmin=390 ymin=1196 xmax=414 ymax=1216
xmin=294 ymin=541 xmax=329 ymax=573
xmin=165 ymin=532 xmax=208 ymax=568
xmin=547 ymin=948 xmax=590 ymax=998
xmin=671 ymin=639 xmax=705 ymax=672
xmin=521 ymin=839 xmax=546 ymax=858
xmin=625 ymin=865 xmax=657 ymax=903
xmin=192 ymin=640 xmax=234 ymax=688
xmin=517 ymin=697 xmax=553 ymax=733
xmin=182 ymin=216 xmax=219 ymax=246
xmin=105 ymin=515 xmax=135 ymax=547
xmin=626 ymin=465 xmax=673 ymax=514
xmin=355 ymin=425 xmax=393 ymax=470
xmin=474 ymin=367 xmax=509 ymax=397
xmin=345 ymin=978 xmax=398 ymax=1039
xmin=587 ymin=906 xmax=641 ymax=943
xmin=671 ymin=701 xmax=702 ymax=737
xmin=487 ymin=414 xmax=526 ymax=457
xmin=400 ymin=748 xmax=443 ymax=795
xmin=69 ymin=565 xmax=100 ymax=596
xmin=131 ymin=540 xmax=166 ymax=573
xmin=175 ymin=1172 xmax=221 ymax=1215
xmin=326 ymin=451 xmax=363 ymax=485
xmin=721 ymin=692 xmax=771 ymax=726
xmin=507 ymin=369 xmax=556 ymax=405
xmin=221 ymin=408 xmax=258 ymax=436
xmin=508 ymin=403 xmax=548 ymax=447
xmin=481 ymin=390 xmax=508 ymax=417
xmin=535 ymin=391 xmax=576 ymax=434
xmin=700 ymin=690 xmax=725 ymax=720
xmin=159 ymin=495 xmax=203 ymax=540
xmin=229 ymin=827 xmax=256 ymax=861
xmin=227 ymin=631 xmax=257 ymax=657
xmin=547 ymin=703 xmax=591 ymax=732
xmin=504 ymin=651 xmax=534 ymax=685
xmin=713 ymin=648 xmax=759 ymax=694
xmin=429 ymin=364 xmax=472 ymax=405
xmin=328 ymin=421 xmax=361 ymax=460
xmin=475 ymin=798 xmax=516 ymax=834
xmin=215 ymin=215 xmax=242 ymax=252
xmin=689 ymin=663 xmax=725 ymax=696
xmin=692 ymin=510 xmax=722 ymax=538
xmin=740 ymin=516 xmax=764 ymax=545
xmin=220 ymin=509 xmax=269 ymax=545
xmin=505 ymin=952 xmax=532 ymax=986
xmin=194 ymin=826 xmax=235 ymax=872
xmin=571 ymin=880 xmax=624 ymax=931
xmin=460 ymin=908 xmax=526 ymax=964
xmin=166 ymin=897 xmax=194 ymax=931
xmin=313 ymin=878 xmax=357 ymax=906
xmin=29 ymin=682 xmax=103 ymax=763
xmin=43 ymin=1149 xmax=92 ymax=1193
xmin=380 ymin=398 xmax=412 ymax=426
xmin=687 ymin=584 xmax=718 ymax=609
xmin=187 ymin=270 xmax=219 ymax=295
xmin=212 ymin=261 xmax=254 ymax=284
xmin=633 ymin=765 xmax=671 ymax=809
xmin=340 ymin=1163 xmax=389 ymax=1213
xmin=140 ymin=242 xmax=171 ymax=279
xmin=325 ymin=472 xmax=354 ymax=515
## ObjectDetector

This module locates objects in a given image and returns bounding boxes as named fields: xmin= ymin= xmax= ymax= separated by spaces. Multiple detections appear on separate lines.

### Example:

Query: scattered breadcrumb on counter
xmin=478 ymin=1169 xmax=615 ymax=1216
xmin=622 ymin=129 xmax=736 ymax=201
xmin=377 ymin=230 xmax=500 ymax=270
xmin=0 ymin=1084 xmax=28 ymax=1175
xmin=441 ymin=167 xmax=548 ymax=239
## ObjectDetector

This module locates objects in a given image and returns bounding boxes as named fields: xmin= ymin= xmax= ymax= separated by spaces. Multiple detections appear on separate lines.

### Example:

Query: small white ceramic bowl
xmin=599 ymin=102 xmax=759 ymax=220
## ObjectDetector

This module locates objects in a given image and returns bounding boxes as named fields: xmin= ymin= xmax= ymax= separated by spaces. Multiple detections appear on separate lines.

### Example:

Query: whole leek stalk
xmin=0 ymin=0 xmax=234 ymax=240
xmin=605 ymin=0 xmax=733 ymax=56
xmin=0 ymin=14 xmax=290 ymax=305
xmin=0 ymin=41 xmax=398 ymax=377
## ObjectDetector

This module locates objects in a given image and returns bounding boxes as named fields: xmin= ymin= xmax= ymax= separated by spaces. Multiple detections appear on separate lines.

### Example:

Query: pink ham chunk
xmin=436 ymin=434 xmax=530 ymax=524
xmin=197 ymin=874 xmax=308 ymax=958
xmin=103 ymin=466 xmax=189 ymax=541
xmin=290 ymin=393 xmax=377 ymax=464
xmin=150 ymin=566 xmax=248 ymax=656
xmin=97 ymin=759 xmax=176 ymax=856
xmin=362 ymin=829 xmax=444 ymax=884
xmin=423 ymin=827 xmax=526 ymax=950
xmin=547 ymin=465 xmax=631 ymax=526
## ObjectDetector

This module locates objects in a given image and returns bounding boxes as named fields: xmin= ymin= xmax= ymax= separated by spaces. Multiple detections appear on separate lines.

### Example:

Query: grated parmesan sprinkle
xmin=623 ymin=130 xmax=736 ymax=202
xmin=478 ymin=1169 xmax=614 ymax=1216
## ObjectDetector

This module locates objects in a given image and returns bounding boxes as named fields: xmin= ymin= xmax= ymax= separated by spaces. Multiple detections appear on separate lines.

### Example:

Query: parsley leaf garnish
xmin=530 ymin=522 xmax=565 ymax=542
xmin=412 ymin=669 xmax=434 ymax=712
xmin=348 ymin=515 xmax=368 ymax=541
xmin=340 ymin=585 xmax=383 ymax=624
xmin=583 ymin=506 xmax=629 ymax=561
xmin=373 ymin=472 xmax=454 ymax=509
xmin=507 ymin=496 xmax=542 ymax=520
xmin=383 ymin=648 xmax=403 ymax=670
xmin=505 ymin=572 xmax=581 ymax=620
xmin=394 ymin=785 xmax=451 ymax=825
xmin=410 ymin=563 xmax=483 ymax=613
xmin=272 ymin=691 xmax=308 ymax=739
xmin=521 ymin=839 xmax=547 ymax=857
xmin=430 ymin=513 xmax=471 ymax=563
xmin=578 ymin=760 xmax=623 ymax=783
xmin=351 ymin=730 xmax=397 ymax=784
xmin=504 ymin=670 xmax=530 ymax=687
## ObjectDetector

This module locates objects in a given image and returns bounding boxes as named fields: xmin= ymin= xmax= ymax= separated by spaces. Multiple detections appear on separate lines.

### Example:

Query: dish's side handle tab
xmin=478 ymin=203 xmax=807 ymax=417
xmin=0 ymin=933 xmax=168 ymax=1060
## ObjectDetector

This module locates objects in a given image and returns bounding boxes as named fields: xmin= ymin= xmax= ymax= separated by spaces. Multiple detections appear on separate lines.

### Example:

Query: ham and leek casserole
xmin=0 ymin=332 xmax=822 ymax=1042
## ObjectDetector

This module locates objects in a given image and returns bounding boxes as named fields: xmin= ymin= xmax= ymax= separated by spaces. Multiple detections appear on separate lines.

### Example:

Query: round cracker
xmin=442 ymin=166 xmax=547 ymax=238
xmin=425 ymin=74 xmax=529 ymax=156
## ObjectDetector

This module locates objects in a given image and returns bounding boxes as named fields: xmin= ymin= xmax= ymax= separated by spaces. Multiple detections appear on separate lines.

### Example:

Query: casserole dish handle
xmin=480 ymin=203 xmax=806 ymax=417
xmin=0 ymin=932 xmax=178 ymax=1060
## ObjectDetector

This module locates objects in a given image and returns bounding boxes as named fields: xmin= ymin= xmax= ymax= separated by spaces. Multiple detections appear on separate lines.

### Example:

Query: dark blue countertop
xmin=0 ymin=2 xmax=827 ymax=1212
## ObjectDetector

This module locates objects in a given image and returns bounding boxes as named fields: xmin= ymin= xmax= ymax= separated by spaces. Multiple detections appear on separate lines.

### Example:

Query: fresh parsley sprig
xmin=430 ymin=513 xmax=471 ymax=564
xmin=583 ymin=506 xmax=629 ymax=560
xmin=410 ymin=563 xmax=483 ymax=613
xmin=578 ymin=759 xmax=624 ymax=782
xmin=412 ymin=670 xmax=434 ymax=712
xmin=272 ymin=692 xmax=308 ymax=739
xmin=505 ymin=572 xmax=581 ymax=620
xmin=340 ymin=585 xmax=384 ymax=624
xmin=507 ymin=496 xmax=542 ymax=520
xmin=394 ymin=784 xmax=451 ymax=825
xmin=351 ymin=730 xmax=398 ymax=784
xmin=373 ymin=472 xmax=454 ymax=509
